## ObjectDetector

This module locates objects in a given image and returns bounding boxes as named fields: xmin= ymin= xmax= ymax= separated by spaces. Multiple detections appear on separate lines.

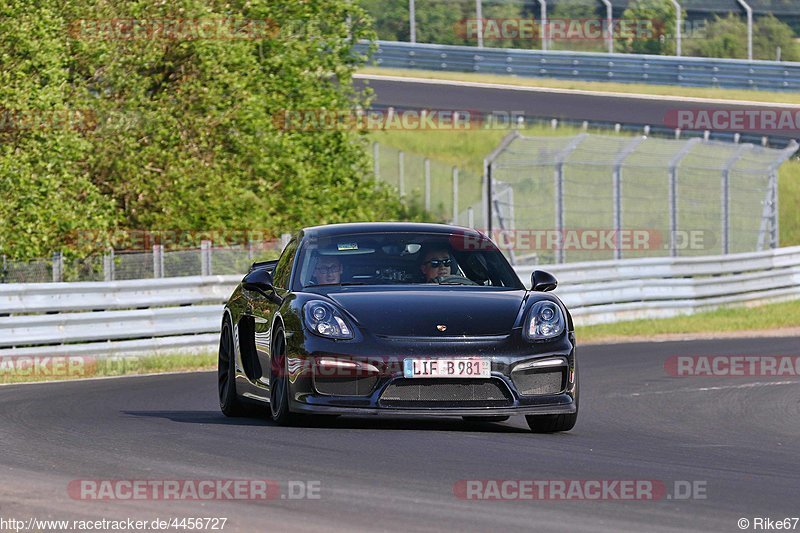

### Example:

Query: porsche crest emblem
xmin=436 ymin=324 xmax=447 ymax=332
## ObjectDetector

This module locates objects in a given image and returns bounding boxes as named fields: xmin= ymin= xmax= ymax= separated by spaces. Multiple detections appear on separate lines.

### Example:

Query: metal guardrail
xmin=0 ymin=275 xmax=240 ymax=357
xmin=517 ymin=245 xmax=800 ymax=325
xmin=2 ymin=246 xmax=798 ymax=357
xmin=359 ymin=40 xmax=800 ymax=92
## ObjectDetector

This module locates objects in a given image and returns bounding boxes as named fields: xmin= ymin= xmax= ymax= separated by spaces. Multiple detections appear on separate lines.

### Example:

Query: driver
xmin=419 ymin=246 xmax=452 ymax=283
xmin=313 ymin=255 xmax=343 ymax=285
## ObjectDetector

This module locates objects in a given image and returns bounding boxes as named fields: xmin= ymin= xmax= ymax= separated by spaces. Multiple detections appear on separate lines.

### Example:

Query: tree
xmin=620 ymin=0 xmax=682 ymax=55
xmin=683 ymin=13 xmax=748 ymax=59
xmin=1 ymin=0 xmax=408 ymax=260
xmin=753 ymin=14 xmax=799 ymax=61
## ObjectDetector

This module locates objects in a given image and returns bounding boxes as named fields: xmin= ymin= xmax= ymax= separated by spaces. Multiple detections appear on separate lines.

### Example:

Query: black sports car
xmin=218 ymin=222 xmax=578 ymax=433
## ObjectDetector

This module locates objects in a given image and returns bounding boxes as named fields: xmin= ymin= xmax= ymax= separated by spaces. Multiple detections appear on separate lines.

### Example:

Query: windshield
xmin=294 ymin=231 xmax=524 ymax=290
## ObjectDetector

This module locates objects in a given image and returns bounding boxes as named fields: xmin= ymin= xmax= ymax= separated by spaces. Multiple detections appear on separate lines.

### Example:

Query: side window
xmin=272 ymin=239 xmax=298 ymax=290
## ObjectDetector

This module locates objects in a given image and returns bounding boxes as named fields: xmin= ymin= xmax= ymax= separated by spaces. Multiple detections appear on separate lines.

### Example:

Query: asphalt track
xmin=357 ymin=76 xmax=800 ymax=140
xmin=2 ymin=336 xmax=799 ymax=532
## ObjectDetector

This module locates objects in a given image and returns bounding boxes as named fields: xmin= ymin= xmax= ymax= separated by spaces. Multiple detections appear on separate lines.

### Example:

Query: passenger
xmin=313 ymin=256 xmax=343 ymax=285
xmin=419 ymin=247 xmax=452 ymax=283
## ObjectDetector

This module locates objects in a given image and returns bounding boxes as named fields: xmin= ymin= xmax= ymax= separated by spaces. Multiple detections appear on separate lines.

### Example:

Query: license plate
xmin=403 ymin=358 xmax=490 ymax=379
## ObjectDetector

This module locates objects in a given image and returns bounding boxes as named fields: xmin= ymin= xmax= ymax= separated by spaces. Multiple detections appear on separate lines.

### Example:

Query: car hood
xmin=324 ymin=288 xmax=527 ymax=337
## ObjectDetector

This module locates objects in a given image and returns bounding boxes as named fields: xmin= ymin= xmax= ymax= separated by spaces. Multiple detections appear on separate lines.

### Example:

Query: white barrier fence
xmin=2 ymin=246 xmax=799 ymax=358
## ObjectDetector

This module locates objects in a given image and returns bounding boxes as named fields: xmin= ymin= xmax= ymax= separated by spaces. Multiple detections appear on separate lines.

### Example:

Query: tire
xmin=525 ymin=412 xmax=577 ymax=433
xmin=269 ymin=330 xmax=299 ymax=426
xmin=526 ymin=365 xmax=579 ymax=433
xmin=462 ymin=416 xmax=510 ymax=423
xmin=218 ymin=317 xmax=248 ymax=417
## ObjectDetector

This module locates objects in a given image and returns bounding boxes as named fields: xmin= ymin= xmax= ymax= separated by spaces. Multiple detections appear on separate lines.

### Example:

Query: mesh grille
xmin=313 ymin=375 xmax=379 ymax=397
xmin=380 ymin=379 xmax=513 ymax=407
xmin=512 ymin=369 xmax=566 ymax=396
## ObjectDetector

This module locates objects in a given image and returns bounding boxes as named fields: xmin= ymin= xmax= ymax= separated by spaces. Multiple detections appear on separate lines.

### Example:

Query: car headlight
xmin=304 ymin=301 xmax=354 ymax=340
xmin=524 ymin=300 xmax=565 ymax=341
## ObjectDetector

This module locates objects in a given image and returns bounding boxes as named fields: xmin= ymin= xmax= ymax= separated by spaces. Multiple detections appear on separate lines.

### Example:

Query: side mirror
xmin=242 ymin=268 xmax=276 ymax=298
xmin=531 ymin=270 xmax=558 ymax=292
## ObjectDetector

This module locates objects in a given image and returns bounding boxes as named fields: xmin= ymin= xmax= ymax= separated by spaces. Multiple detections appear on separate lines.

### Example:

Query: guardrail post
xmin=52 ymin=252 xmax=63 ymax=283
xmin=103 ymin=249 xmax=115 ymax=281
xmin=201 ymin=240 xmax=212 ymax=276
xmin=373 ymin=141 xmax=380 ymax=180
xmin=153 ymin=245 xmax=164 ymax=278
xmin=424 ymin=158 xmax=431 ymax=211
xmin=398 ymin=151 xmax=405 ymax=199
xmin=452 ymin=167 xmax=459 ymax=225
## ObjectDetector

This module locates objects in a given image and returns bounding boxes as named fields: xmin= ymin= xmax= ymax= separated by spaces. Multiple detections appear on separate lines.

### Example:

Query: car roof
xmin=301 ymin=222 xmax=485 ymax=239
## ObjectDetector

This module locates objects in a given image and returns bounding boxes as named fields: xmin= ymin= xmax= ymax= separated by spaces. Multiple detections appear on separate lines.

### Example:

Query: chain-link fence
xmin=0 ymin=242 xmax=283 ymax=284
xmin=486 ymin=132 xmax=797 ymax=264
xmin=372 ymin=141 xmax=488 ymax=228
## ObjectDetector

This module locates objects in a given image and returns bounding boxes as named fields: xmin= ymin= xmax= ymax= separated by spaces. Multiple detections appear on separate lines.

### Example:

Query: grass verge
xmin=359 ymin=66 xmax=800 ymax=105
xmin=577 ymin=299 xmax=800 ymax=343
xmin=0 ymin=352 xmax=216 ymax=385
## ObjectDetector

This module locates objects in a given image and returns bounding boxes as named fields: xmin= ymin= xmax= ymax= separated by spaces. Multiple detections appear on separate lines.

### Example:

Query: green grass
xmin=360 ymin=66 xmax=800 ymax=105
xmin=0 ymin=352 xmax=216 ymax=385
xmin=577 ymin=299 xmax=800 ymax=343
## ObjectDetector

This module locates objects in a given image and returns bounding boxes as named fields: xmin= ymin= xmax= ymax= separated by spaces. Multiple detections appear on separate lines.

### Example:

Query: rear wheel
xmin=218 ymin=318 xmax=247 ymax=417
xmin=462 ymin=416 xmax=510 ymax=423
xmin=269 ymin=331 xmax=299 ymax=426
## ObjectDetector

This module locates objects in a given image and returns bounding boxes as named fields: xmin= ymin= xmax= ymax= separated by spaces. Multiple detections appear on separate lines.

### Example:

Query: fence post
xmin=52 ymin=251 xmax=63 ymax=282
xmin=398 ymin=151 xmax=405 ymax=199
xmin=721 ymin=145 xmax=749 ymax=254
xmin=553 ymin=134 xmax=588 ymax=264
xmin=424 ymin=158 xmax=431 ymax=211
xmin=373 ymin=141 xmax=380 ymax=180
xmin=103 ymin=249 xmax=115 ymax=281
xmin=612 ymin=137 xmax=646 ymax=260
xmin=153 ymin=244 xmax=164 ymax=278
xmin=668 ymin=138 xmax=700 ymax=257
xmin=452 ymin=167 xmax=459 ymax=225
xmin=201 ymin=240 xmax=212 ymax=276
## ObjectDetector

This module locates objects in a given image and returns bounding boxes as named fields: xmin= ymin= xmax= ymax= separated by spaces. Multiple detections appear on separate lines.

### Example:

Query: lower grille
xmin=313 ymin=374 xmax=378 ymax=397
xmin=511 ymin=368 xmax=566 ymax=396
xmin=380 ymin=379 xmax=513 ymax=408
